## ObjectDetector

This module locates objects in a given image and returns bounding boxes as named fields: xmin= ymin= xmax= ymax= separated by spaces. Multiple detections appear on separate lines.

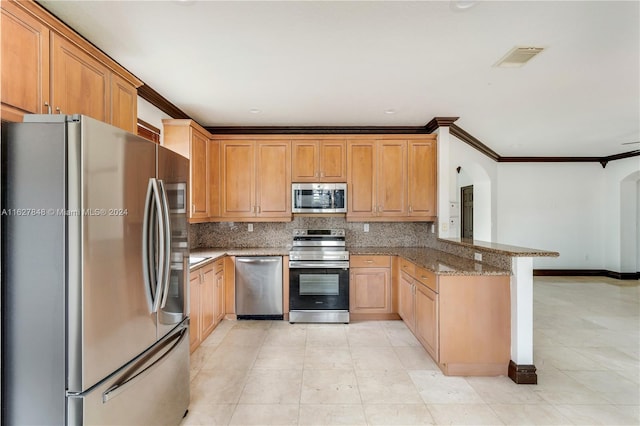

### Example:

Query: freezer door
xmin=68 ymin=117 xmax=159 ymax=392
xmin=68 ymin=323 xmax=190 ymax=426
xmin=157 ymin=146 xmax=189 ymax=338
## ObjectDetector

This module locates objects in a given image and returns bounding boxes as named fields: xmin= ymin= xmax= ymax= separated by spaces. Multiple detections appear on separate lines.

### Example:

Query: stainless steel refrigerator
xmin=2 ymin=115 xmax=190 ymax=425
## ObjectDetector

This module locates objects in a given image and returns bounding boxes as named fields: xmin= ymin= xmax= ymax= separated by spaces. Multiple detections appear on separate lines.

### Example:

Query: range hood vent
xmin=494 ymin=46 xmax=545 ymax=68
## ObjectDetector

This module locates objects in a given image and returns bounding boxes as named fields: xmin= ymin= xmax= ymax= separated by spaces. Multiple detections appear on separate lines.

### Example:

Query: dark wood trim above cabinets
xmin=137 ymin=84 xmax=190 ymax=119
xmin=449 ymin=124 xmax=501 ymax=162
xmin=204 ymin=125 xmax=433 ymax=135
xmin=424 ymin=117 xmax=459 ymax=134
xmin=137 ymin=118 xmax=160 ymax=144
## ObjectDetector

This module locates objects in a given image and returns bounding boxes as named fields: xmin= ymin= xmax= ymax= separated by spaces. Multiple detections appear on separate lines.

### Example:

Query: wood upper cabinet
xmin=220 ymin=140 xmax=291 ymax=220
xmin=1 ymin=0 xmax=50 ymax=121
xmin=292 ymin=140 xmax=346 ymax=182
xmin=408 ymin=140 xmax=437 ymax=218
xmin=209 ymin=139 xmax=221 ymax=218
xmin=349 ymin=255 xmax=392 ymax=314
xmin=1 ymin=0 xmax=141 ymax=129
xmin=110 ymin=73 xmax=138 ymax=134
xmin=163 ymin=119 xmax=211 ymax=222
xmin=347 ymin=137 xmax=436 ymax=221
xmin=347 ymin=140 xmax=376 ymax=218
xmin=51 ymin=33 xmax=109 ymax=121
xmin=376 ymin=140 xmax=407 ymax=217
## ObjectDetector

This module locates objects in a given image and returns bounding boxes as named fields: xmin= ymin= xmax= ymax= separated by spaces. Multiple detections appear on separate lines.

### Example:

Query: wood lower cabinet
xmin=189 ymin=258 xmax=225 ymax=353
xmin=163 ymin=119 xmax=211 ymax=222
xmin=1 ymin=0 xmax=141 ymax=128
xmin=396 ymin=256 xmax=510 ymax=376
xmin=415 ymin=282 xmax=438 ymax=360
xmin=349 ymin=256 xmax=392 ymax=317
xmin=292 ymin=140 xmax=346 ymax=182
xmin=220 ymin=140 xmax=291 ymax=221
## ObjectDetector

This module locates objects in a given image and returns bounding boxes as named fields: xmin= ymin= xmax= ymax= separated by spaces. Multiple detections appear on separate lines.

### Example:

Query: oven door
xmin=289 ymin=267 xmax=349 ymax=311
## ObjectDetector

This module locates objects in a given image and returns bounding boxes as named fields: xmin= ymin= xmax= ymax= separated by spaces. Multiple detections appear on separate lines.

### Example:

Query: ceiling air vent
xmin=494 ymin=46 xmax=545 ymax=68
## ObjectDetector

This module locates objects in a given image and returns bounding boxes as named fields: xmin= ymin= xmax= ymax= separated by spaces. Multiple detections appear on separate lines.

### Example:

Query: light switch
xmin=364 ymin=223 xmax=369 ymax=232
xmin=248 ymin=223 xmax=253 ymax=232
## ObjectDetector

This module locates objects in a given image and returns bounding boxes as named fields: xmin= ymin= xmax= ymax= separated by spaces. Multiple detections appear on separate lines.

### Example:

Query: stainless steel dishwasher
xmin=235 ymin=257 xmax=283 ymax=320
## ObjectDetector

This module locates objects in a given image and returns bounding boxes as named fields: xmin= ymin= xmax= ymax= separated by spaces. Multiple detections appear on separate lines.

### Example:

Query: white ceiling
xmin=38 ymin=0 xmax=639 ymax=157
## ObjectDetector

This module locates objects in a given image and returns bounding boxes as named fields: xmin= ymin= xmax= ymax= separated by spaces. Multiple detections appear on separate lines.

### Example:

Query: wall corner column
xmin=436 ymin=127 xmax=451 ymax=237
xmin=509 ymin=256 xmax=537 ymax=384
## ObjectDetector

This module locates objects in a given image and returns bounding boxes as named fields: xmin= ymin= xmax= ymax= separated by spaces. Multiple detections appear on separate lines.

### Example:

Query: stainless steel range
xmin=289 ymin=229 xmax=350 ymax=323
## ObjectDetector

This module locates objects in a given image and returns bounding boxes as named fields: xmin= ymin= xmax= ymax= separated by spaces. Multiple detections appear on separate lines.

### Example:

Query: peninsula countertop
xmin=190 ymin=247 xmax=510 ymax=276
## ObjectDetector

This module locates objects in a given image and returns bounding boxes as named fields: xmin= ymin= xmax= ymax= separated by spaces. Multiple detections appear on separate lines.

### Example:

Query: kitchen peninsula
xmin=189 ymin=240 xmax=558 ymax=383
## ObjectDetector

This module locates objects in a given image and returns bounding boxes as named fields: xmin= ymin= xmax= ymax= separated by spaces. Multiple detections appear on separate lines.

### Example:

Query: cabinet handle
xmin=44 ymin=102 xmax=52 ymax=114
xmin=191 ymin=204 xmax=195 ymax=214
xmin=320 ymin=171 xmax=324 ymax=178
xmin=257 ymin=206 xmax=261 ymax=213
xmin=365 ymin=260 xmax=373 ymax=263
xmin=409 ymin=205 xmax=413 ymax=213
xmin=55 ymin=107 xmax=62 ymax=114
xmin=421 ymin=275 xmax=429 ymax=280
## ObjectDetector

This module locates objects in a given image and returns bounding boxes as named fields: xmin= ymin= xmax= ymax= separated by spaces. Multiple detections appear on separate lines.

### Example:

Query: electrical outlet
xmin=248 ymin=223 xmax=253 ymax=232
xmin=364 ymin=223 xmax=369 ymax=233
xmin=474 ymin=252 xmax=482 ymax=262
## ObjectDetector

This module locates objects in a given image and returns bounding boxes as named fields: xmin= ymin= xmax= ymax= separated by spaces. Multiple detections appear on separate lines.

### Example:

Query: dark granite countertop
xmin=190 ymin=247 xmax=511 ymax=276
xmin=438 ymin=238 xmax=560 ymax=257
xmin=349 ymin=247 xmax=511 ymax=276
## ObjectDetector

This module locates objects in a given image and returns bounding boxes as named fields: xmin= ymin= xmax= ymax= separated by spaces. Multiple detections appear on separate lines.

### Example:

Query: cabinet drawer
xmin=415 ymin=266 xmax=437 ymax=293
xmin=399 ymin=258 xmax=416 ymax=277
xmin=350 ymin=255 xmax=391 ymax=268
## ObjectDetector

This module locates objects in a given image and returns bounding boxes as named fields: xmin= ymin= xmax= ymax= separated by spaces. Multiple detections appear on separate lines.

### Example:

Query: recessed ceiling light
xmin=249 ymin=108 xmax=261 ymax=114
xmin=451 ymin=0 xmax=478 ymax=11
xmin=494 ymin=46 xmax=546 ymax=68
xmin=384 ymin=109 xmax=396 ymax=115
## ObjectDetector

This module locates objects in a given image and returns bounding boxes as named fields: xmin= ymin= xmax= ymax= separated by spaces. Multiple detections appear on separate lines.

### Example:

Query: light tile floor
xmin=182 ymin=276 xmax=640 ymax=425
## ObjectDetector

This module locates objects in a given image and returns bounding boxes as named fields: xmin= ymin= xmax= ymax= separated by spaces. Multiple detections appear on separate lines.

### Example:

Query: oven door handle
xmin=288 ymin=261 xmax=350 ymax=269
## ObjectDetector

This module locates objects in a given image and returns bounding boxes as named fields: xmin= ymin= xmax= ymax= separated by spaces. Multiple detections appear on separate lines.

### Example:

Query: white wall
xmin=448 ymin=135 xmax=498 ymax=241
xmin=137 ymin=97 xmax=172 ymax=144
xmin=602 ymin=157 xmax=640 ymax=273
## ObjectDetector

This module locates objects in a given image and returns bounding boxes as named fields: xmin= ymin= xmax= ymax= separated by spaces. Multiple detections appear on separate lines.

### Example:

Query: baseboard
xmin=534 ymin=269 xmax=639 ymax=280
xmin=508 ymin=360 xmax=537 ymax=384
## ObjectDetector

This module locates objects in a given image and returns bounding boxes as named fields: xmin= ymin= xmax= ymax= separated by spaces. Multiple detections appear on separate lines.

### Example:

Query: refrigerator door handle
xmin=157 ymin=180 xmax=172 ymax=309
xmin=102 ymin=325 xmax=187 ymax=403
xmin=150 ymin=178 xmax=165 ymax=313
xmin=142 ymin=178 xmax=156 ymax=313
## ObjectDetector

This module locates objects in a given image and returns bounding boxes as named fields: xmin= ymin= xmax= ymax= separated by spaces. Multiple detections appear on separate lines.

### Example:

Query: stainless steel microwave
xmin=292 ymin=183 xmax=347 ymax=213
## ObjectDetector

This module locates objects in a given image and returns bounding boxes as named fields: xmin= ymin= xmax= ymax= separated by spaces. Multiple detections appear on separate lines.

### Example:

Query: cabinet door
xmin=408 ymin=140 xmax=437 ymax=217
xmin=189 ymin=272 xmax=201 ymax=353
xmin=347 ymin=140 xmax=376 ymax=219
xmin=214 ymin=268 xmax=225 ymax=325
xmin=200 ymin=265 xmax=216 ymax=340
xmin=398 ymin=272 xmax=415 ymax=333
xmin=221 ymin=141 xmax=255 ymax=217
xmin=319 ymin=140 xmax=346 ymax=182
xmin=1 ymin=1 xmax=50 ymax=121
xmin=51 ymin=33 xmax=109 ymax=121
xmin=350 ymin=267 xmax=391 ymax=314
xmin=190 ymin=130 xmax=209 ymax=219
xmin=376 ymin=140 xmax=407 ymax=217
xmin=255 ymin=141 xmax=291 ymax=218
xmin=415 ymin=283 xmax=438 ymax=361
xmin=209 ymin=140 xmax=221 ymax=218
xmin=110 ymin=73 xmax=137 ymax=133
xmin=291 ymin=140 xmax=319 ymax=182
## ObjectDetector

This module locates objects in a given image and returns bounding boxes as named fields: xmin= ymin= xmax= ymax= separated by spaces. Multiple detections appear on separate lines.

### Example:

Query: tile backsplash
xmin=191 ymin=217 xmax=436 ymax=249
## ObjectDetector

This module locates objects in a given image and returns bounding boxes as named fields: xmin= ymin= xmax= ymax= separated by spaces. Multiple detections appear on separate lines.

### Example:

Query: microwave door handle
xmin=330 ymin=190 xmax=335 ymax=209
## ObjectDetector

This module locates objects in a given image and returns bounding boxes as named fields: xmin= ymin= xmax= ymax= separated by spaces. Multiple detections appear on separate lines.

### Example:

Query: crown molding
xmin=204 ymin=125 xmax=431 ymax=135
xmin=137 ymin=84 xmax=190 ymax=120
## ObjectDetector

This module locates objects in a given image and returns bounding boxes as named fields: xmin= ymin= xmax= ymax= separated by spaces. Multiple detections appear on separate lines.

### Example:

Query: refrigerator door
xmin=68 ymin=321 xmax=190 ymax=425
xmin=67 ymin=116 xmax=159 ymax=393
xmin=157 ymin=146 xmax=189 ymax=338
